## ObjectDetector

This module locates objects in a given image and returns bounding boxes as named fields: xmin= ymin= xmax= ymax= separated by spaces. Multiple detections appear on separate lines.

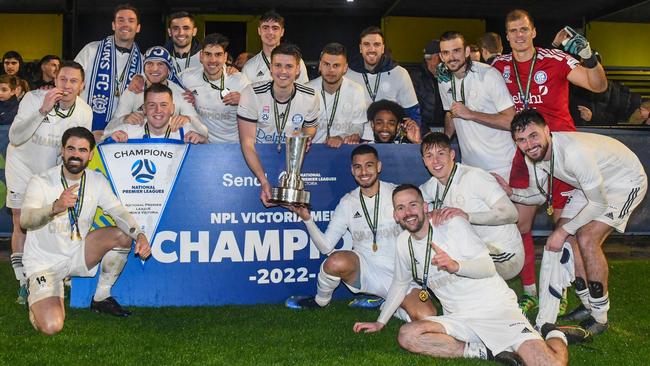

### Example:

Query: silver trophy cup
xmin=269 ymin=135 xmax=310 ymax=206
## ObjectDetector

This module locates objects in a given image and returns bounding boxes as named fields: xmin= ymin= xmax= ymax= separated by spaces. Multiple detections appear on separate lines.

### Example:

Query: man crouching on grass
xmin=21 ymin=127 xmax=150 ymax=335
xmin=354 ymin=184 xmax=590 ymax=365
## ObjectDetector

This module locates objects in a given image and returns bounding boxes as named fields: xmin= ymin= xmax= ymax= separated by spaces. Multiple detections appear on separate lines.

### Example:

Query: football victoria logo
xmin=131 ymin=159 xmax=157 ymax=183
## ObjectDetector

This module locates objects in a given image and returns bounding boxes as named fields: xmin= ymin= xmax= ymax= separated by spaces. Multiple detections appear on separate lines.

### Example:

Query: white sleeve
xmin=303 ymin=198 xmax=351 ymax=254
xmin=236 ymin=84 xmax=258 ymax=122
xmin=108 ymin=90 xmax=140 ymax=126
xmin=438 ymin=80 xmax=452 ymax=110
xmin=8 ymin=92 xmax=45 ymax=146
xmin=175 ymin=94 xmax=208 ymax=137
xmin=19 ymin=176 xmax=54 ymax=230
xmin=486 ymin=67 xmax=515 ymax=112
xmin=419 ymin=179 xmax=438 ymax=204
xmin=395 ymin=67 xmax=418 ymax=108
xmin=510 ymin=187 xmax=546 ymax=206
xmin=297 ymin=60 xmax=309 ymax=84
xmin=351 ymin=86 xmax=368 ymax=125
xmin=74 ymin=42 xmax=96 ymax=72
xmin=302 ymin=94 xmax=321 ymax=128
xmin=562 ymin=186 xmax=608 ymax=235
xmin=377 ymin=233 xmax=413 ymax=325
xmin=466 ymin=172 xmax=518 ymax=225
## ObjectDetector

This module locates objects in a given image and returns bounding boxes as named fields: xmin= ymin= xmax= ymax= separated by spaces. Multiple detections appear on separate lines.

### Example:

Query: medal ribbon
xmin=53 ymin=103 xmax=76 ymax=119
xmin=433 ymin=163 xmax=458 ymax=209
xmin=320 ymin=85 xmax=341 ymax=139
xmin=533 ymin=142 xmax=554 ymax=216
xmin=408 ymin=224 xmax=433 ymax=290
xmin=450 ymin=76 xmax=466 ymax=104
xmin=272 ymin=89 xmax=294 ymax=151
xmin=203 ymin=72 xmax=225 ymax=91
xmin=144 ymin=123 xmax=171 ymax=138
xmin=115 ymin=48 xmax=137 ymax=97
xmin=60 ymin=166 xmax=86 ymax=240
xmin=512 ymin=49 xmax=538 ymax=109
xmin=359 ymin=186 xmax=380 ymax=251
xmin=362 ymin=73 xmax=381 ymax=102
xmin=172 ymin=52 xmax=191 ymax=73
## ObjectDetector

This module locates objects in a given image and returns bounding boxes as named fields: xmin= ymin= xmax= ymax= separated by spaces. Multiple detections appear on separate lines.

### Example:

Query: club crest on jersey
xmin=292 ymin=114 xmax=304 ymax=124
xmin=503 ymin=66 xmax=511 ymax=82
xmin=534 ymin=70 xmax=548 ymax=85
xmin=261 ymin=105 xmax=270 ymax=121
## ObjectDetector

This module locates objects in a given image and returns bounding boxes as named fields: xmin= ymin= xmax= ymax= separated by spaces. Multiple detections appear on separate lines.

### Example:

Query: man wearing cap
xmin=408 ymin=40 xmax=445 ymax=133
xmin=104 ymin=46 xmax=207 ymax=137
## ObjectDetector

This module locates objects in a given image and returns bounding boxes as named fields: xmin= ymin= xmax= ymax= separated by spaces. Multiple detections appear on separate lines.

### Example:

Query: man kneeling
xmin=354 ymin=184 xmax=586 ymax=365
xmin=22 ymin=127 xmax=151 ymax=335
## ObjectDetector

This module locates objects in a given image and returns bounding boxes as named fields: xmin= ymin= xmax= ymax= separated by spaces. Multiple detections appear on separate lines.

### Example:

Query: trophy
xmin=269 ymin=135 xmax=310 ymax=207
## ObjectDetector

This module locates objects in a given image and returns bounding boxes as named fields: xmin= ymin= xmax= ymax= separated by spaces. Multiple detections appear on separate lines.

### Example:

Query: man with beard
xmin=181 ymin=33 xmax=250 ymax=143
xmin=31 ymin=55 xmax=61 ymax=90
xmin=367 ymin=99 xmax=421 ymax=144
xmin=75 ymin=4 xmax=143 ymax=133
xmin=164 ymin=11 xmax=201 ymax=73
xmin=493 ymin=109 xmax=647 ymax=335
xmin=105 ymin=46 xmax=206 ymax=138
xmin=21 ymin=127 xmax=151 ymax=334
xmin=346 ymin=26 xmax=420 ymax=139
xmin=306 ymin=43 xmax=366 ymax=147
xmin=6 ymin=61 xmax=92 ymax=305
xmin=437 ymin=31 xmax=515 ymax=181
xmin=409 ymin=40 xmax=445 ymax=133
xmin=354 ymin=184 xmax=582 ymax=366
xmin=419 ymin=132 xmax=523 ymax=281
xmin=237 ymin=43 xmax=320 ymax=207
xmin=285 ymin=145 xmax=435 ymax=321
xmin=491 ymin=10 xmax=608 ymax=314
xmin=105 ymin=83 xmax=207 ymax=144
xmin=242 ymin=11 xmax=309 ymax=84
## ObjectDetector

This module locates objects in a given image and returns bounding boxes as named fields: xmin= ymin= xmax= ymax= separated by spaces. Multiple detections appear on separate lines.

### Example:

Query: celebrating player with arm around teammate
xmin=419 ymin=132 xmax=523 ymax=280
xmin=495 ymin=109 xmax=647 ymax=336
xmin=284 ymin=145 xmax=435 ymax=321
xmin=22 ymin=127 xmax=151 ymax=334
xmin=354 ymin=184 xmax=585 ymax=366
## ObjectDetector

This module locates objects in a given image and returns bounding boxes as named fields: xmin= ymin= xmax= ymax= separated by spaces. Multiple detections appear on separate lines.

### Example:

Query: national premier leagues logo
xmin=131 ymin=159 xmax=157 ymax=183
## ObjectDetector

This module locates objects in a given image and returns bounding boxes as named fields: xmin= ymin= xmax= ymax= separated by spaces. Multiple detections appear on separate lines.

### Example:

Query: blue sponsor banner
xmin=71 ymin=143 xmax=431 ymax=307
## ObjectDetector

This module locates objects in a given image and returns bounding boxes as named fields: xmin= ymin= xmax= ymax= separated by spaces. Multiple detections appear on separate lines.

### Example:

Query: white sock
xmin=589 ymin=293 xmax=609 ymax=323
xmin=314 ymin=264 xmax=340 ymax=307
xmin=545 ymin=330 xmax=568 ymax=346
xmin=93 ymin=248 xmax=129 ymax=302
xmin=576 ymin=288 xmax=591 ymax=309
xmin=463 ymin=342 xmax=489 ymax=360
xmin=10 ymin=252 xmax=26 ymax=286
xmin=523 ymin=284 xmax=537 ymax=297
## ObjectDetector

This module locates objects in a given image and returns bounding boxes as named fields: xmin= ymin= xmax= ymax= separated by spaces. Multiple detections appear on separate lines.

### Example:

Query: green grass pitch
xmin=1 ymin=260 xmax=648 ymax=365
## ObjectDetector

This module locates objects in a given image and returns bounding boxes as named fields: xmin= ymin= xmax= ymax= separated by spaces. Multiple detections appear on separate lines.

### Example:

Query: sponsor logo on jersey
xmin=534 ymin=70 xmax=548 ymax=85
xmin=292 ymin=114 xmax=304 ymax=124
xmin=503 ymin=66 xmax=511 ymax=82
xmin=261 ymin=105 xmax=270 ymax=121
xmin=353 ymin=211 xmax=362 ymax=218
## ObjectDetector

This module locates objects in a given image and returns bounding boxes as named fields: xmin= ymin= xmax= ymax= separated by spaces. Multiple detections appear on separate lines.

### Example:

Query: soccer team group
xmin=5 ymin=3 xmax=647 ymax=365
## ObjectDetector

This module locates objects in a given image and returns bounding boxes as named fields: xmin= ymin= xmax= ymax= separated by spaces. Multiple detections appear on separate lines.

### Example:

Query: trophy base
xmin=269 ymin=187 xmax=310 ymax=207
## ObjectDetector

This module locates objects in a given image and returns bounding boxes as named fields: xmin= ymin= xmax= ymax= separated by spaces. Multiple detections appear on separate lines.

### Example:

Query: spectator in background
xmin=570 ymin=81 xmax=642 ymax=126
xmin=2 ymin=51 xmax=25 ymax=78
xmin=478 ymin=32 xmax=503 ymax=65
xmin=409 ymin=40 xmax=445 ymax=133
xmin=31 ymin=55 xmax=61 ymax=90
xmin=0 ymin=74 xmax=20 ymax=125
xmin=234 ymin=52 xmax=253 ymax=71
xmin=628 ymin=100 xmax=650 ymax=125
xmin=468 ymin=44 xmax=481 ymax=62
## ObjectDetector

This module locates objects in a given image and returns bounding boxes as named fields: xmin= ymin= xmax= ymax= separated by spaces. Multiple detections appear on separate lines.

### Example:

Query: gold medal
xmin=419 ymin=290 xmax=429 ymax=302
xmin=73 ymin=231 xmax=82 ymax=241
xmin=546 ymin=205 xmax=554 ymax=216
xmin=114 ymin=87 xmax=120 ymax=97
xmin=372 ymin=242 xmax=377 ymax=252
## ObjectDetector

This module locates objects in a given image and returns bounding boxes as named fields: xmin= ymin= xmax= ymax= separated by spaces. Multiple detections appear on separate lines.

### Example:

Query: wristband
xmin=583 ymin=54 xmax=598 ymax=69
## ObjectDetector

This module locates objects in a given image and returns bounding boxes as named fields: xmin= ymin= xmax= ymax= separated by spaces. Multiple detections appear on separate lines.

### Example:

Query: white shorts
xmin=343 ymin=250 xmax=418 ymax=298
xmin=486 ymin=242 xmax=525 ymax=281
xmin=561 ymin=182 xmax=647 ymax=233
xmin=425 ymin=306 xmax=542 ymax=355
xmin=27 ymin=242 xmax=98 ymax=305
